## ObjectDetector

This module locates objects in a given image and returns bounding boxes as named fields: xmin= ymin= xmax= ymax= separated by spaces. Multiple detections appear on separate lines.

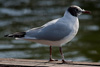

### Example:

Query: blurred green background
xmin=0 ymin=0 xmax=100 ymax=62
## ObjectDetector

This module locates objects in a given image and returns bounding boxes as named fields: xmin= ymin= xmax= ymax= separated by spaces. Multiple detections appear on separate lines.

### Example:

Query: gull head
xmin=68 ymin=5 xmax=91 ymax=17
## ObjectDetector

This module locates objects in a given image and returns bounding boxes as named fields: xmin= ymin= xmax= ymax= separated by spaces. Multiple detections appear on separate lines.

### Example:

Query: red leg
xmin=59 ymin=46 xmax=72 ymax=64
xmin=49 ymin=46 xmax=58 ymax=61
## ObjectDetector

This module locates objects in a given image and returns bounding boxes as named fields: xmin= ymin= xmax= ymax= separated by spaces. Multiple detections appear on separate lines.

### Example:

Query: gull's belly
xmin=24 ymin=31 xmax=77 ymax=46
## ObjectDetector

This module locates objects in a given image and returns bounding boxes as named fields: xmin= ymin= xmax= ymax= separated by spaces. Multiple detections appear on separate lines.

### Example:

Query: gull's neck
xmin=62 ymin=10 xmax=78 ymax=22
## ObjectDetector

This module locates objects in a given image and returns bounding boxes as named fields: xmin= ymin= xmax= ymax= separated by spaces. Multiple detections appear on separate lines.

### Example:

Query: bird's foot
xmin=49 ymin=58 xmax=58 ymax=62
xmin=62 ymin=60 xmax=73 ymax=64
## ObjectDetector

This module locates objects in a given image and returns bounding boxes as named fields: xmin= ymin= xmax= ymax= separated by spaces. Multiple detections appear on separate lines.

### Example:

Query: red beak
xmin=82 ymin=10 xmax=91 ymax=14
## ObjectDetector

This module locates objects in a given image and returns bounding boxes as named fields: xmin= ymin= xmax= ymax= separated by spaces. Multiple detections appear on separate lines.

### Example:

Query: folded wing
xmin=24 ymin=21 xmax=72 ymax=41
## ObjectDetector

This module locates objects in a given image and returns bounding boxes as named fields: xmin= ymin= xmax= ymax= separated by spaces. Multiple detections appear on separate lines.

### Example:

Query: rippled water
xmin=0 ymin=0 xmax=100 ymax=62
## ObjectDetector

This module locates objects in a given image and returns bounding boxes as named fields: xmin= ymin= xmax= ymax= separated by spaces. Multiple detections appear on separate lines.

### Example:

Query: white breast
xmin=60 ymin=18 xmax=79 ymax=46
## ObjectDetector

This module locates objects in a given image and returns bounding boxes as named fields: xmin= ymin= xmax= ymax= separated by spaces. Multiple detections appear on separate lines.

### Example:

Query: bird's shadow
xmin=57 ymin=62 xmax=100 ymax=66
xmin=42 ymin=61 xmax=100 ymax=67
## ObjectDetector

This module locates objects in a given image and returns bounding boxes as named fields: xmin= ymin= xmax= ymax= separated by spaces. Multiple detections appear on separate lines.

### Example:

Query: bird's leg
xmin=49 ymin=46 xmax=58 ymax=61
xmin=49 ymin=46 xmax=52 ymax=61
xmin=59 ymin=46 xmax=72 ymax=64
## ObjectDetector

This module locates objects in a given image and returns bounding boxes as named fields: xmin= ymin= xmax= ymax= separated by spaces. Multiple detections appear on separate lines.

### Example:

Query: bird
xmin=4 ymin=5 xmax=91 ymax=63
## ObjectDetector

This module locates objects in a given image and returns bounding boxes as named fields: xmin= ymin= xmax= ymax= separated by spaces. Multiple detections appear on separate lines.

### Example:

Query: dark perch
xmin=0 ymin=58 xmax=100 ymax=67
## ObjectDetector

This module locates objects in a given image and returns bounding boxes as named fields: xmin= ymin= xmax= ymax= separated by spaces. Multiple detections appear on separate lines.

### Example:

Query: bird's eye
xmin=74 ymin=8 xmax=79 ymax=13
xmin=76 ymin=9 xmax=78 ymax=11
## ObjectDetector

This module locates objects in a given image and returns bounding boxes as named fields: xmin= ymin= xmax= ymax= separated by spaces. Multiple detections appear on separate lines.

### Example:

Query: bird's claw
xmin=62 ymin=60 xmax=73 ymax=64
xmin=49 ymin=58 xmax=58 ymax=62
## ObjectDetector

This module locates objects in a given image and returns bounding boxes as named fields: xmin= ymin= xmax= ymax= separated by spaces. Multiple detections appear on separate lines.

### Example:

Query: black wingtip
xmin=4 ymin=32 xmax=26 ymax=38
xmin=4 ymin=34 xmax=14 ymax=37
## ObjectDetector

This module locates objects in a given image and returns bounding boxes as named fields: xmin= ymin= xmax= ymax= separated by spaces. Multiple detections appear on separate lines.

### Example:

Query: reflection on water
xmin=85 ymin=25 xmax=99 ymax=31
xmin=0 ymin=0 xmax=100 ymax=62
xmin=0 ymin=8 xmax=32 ymax=16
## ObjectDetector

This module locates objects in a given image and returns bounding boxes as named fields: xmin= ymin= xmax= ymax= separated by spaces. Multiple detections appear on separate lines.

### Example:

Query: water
xmin=0 ymin=0 xmax=100 ymax=62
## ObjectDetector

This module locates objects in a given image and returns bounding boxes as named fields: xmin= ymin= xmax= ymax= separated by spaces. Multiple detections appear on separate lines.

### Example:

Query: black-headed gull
xmin=5 ymin=5 xmax=91 ymax=63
